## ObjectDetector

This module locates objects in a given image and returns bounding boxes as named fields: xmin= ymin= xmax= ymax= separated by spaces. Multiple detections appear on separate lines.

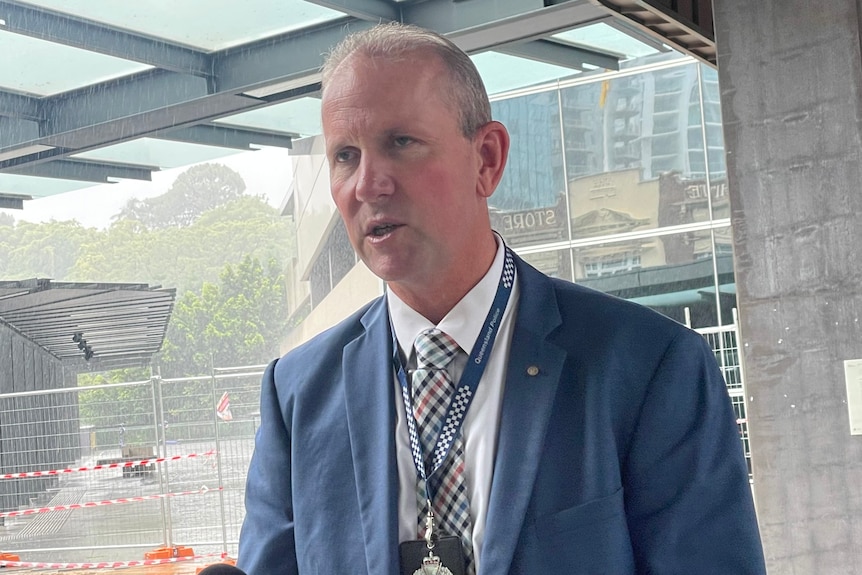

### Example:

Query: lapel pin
xmin=526 ymin=365 xmax=540 ymax=376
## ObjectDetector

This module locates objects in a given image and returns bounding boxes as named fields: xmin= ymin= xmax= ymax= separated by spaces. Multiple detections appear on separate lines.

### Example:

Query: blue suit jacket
xmin=237 ymin=255 xmax=765 ymax=574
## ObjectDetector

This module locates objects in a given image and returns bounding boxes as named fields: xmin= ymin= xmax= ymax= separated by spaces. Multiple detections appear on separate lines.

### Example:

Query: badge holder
xmin=399 ymin=510 xmax=465 ymax=575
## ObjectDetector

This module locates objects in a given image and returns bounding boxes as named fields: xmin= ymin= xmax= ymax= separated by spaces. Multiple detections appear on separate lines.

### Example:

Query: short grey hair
xmin=321 ymin=22 xmax=492 ymax=137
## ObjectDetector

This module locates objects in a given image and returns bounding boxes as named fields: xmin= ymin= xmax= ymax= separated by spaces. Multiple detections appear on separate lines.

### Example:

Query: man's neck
xmin=390 ymin=236 xmax=498 ymax=325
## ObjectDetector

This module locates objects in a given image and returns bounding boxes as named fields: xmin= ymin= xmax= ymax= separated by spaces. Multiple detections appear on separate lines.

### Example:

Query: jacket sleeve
xmin=236 ymin=358 xmax=298 ymax=575
xmin=622 ymin=329 xmax=766 ymax=574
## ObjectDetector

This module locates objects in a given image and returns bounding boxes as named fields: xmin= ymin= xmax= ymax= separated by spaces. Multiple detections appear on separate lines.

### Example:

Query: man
xmin=237 ymin=22 xmax=766 ymax=575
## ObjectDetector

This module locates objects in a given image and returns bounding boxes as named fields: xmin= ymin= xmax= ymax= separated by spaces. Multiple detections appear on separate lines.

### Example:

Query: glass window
xmin=308 ymin=218 xmax=355 ymax=308
xmin=551 ymin=22 xmax=666 ymax=61
xmin=517 ymin=249 xmax=573 ymax=282
xmin=489 ymin=92 xmax=568 ymax=248
xmin=309 ymin=248 xmax=331 ymax=309
xmin=572 ymin=230 xmax=723 ymax=327
xmin=329 ymin=219 xmax=356 ymax=289
xmin=559 ymin=62 xmax=716 ymax=238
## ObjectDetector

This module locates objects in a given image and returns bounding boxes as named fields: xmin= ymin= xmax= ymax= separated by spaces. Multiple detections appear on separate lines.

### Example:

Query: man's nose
xmin=354 ymin=155 xmax=394 ymax=202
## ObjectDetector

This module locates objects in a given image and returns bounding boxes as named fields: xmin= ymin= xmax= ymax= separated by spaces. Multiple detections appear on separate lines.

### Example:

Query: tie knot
xmin=413 ymin=328 xmax=459 ymax=370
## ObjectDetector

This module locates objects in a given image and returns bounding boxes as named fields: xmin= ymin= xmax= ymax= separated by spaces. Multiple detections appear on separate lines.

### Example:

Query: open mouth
xmin=371 ymin=224 xmax=399 ymax=237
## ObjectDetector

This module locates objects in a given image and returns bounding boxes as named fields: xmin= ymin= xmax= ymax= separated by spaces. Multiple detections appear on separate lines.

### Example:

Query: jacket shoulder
xmin=274 ymin=296 xmax=385 ymax=376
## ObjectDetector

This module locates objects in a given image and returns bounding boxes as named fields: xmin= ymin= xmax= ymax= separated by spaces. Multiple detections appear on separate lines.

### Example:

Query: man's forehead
xmin=324 ymin=49 xmax=444 ymax=92
xmin=321 ymin=54 xmax=448 ymax=123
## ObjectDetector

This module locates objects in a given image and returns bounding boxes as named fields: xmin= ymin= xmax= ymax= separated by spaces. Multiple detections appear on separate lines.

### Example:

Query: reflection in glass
xmin=559 ymin=63 xmax=719 ymax=238
xmin=308 ymin=218 xmax=354 ymax=308
xmin=517 ymin=250 xmax=573 ymax=283
xmin=478 ymin=57 xmax=736 ymax=329
xmin=701 ymin=66 xmax=730 ymax=225
xmin=489 ymin=92 xmax=567 ymax=248
xmin=330 ymin=219 xmax=356 ymax=288
xmin=571 ymin=230 xmax=731 ymax=328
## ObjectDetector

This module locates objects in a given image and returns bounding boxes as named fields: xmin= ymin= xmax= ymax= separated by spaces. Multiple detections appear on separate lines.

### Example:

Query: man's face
xmin=322 ymin=53 xmax=494 ymax=299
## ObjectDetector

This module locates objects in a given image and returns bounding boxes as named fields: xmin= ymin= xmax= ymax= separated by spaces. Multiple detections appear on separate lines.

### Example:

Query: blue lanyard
xmin=393 ymin=246 xmax=515 ymax=500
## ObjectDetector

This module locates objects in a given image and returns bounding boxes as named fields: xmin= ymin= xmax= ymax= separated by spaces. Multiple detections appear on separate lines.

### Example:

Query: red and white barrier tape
xmin=0 ymin=486 xmax=223 ymax=518
xmin=0 ymin=451 xmax=217 ymax=480
xmin=0 ymin=552 xmax=228 ymax=570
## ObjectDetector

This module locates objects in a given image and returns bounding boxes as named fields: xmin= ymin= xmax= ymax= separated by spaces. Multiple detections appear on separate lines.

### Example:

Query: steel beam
xmin=0 ymin=2 xmax=625 ymax=177
xmin=5 ymin=158 xmax=153 ymax=182
xmin=0 ymin=194 xmax=28 ymax=209
xmin=422 ymin=0 xmax=610 ymax=53
xmin=0 ymin=115 xmax=42 ymax=150
xmin=403 ymin=0 xmax=546 ymax=34
xmin=0 ymin=90 xmax=42 ymax=121
xmin=0 ymin=0 xmax=212 ymax=76
xmin=212 ymin=18 xmax=374 ymax=94
xmin=0 ymin=20 xmax=365 ymax=170
xmin=498 ymin=38 xmax=619 ymax=71
xmin=154 ymin=124 xmax=294 ymax=150
xmin=303 ymin=0 xmax=399 ymax=22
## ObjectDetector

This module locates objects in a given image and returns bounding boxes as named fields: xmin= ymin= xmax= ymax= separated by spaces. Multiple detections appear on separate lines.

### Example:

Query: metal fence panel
xmin=0 ymin=368 xmax=263 ymax=566
xmin=695 ymin=322 xmax=752 ymax=476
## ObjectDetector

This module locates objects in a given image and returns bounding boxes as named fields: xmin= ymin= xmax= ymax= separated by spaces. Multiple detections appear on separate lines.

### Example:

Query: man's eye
xmin=334 ymin=149 xmax=356 ymax=163
xmin=393 ymin=136 xmax=413 ymax=148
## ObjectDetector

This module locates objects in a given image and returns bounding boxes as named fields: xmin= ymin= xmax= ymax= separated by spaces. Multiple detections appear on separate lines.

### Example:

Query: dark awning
xmin=0 ymin=278 xmax=175 ymax=370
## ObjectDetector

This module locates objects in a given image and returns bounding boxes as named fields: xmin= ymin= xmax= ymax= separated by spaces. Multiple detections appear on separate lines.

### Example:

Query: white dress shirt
xmin=388 ymin=236 xmax=519 ymax=573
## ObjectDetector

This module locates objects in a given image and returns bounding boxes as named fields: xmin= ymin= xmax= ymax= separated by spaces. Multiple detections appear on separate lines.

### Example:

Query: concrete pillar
xmin=714 ymin=0 xmax=862 ymax=571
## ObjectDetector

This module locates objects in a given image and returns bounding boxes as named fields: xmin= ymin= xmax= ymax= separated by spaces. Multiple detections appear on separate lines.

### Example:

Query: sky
xmin=0 ymin=146 xmax=294 ymax=229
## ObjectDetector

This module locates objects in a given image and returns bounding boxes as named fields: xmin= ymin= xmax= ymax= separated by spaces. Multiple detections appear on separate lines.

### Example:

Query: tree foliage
xmin=114 ymin=163 xmax=248 ymax=230
xmin=157 ymin=255 xmax=288 ymax=378
xmin=0 ymin=219 xmax=99 ymax=280
xmin=70 ymin=195 xmax=292 ymax=295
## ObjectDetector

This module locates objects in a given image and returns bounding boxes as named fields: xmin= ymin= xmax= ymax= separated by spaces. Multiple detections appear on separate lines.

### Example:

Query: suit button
xmin=526 ymin=365 xmax=540 ymax=376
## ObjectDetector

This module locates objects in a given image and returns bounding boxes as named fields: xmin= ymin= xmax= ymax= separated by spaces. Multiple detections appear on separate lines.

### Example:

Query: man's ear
xmin=475 ymin=121 xmax=510 ymax=198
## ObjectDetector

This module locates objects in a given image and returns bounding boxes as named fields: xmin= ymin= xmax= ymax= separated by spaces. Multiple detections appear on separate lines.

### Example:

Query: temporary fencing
xmin=0 ymin=364 xmax=265 ymax=567
xmin=693 ymin=315 xmax=752 ymax=477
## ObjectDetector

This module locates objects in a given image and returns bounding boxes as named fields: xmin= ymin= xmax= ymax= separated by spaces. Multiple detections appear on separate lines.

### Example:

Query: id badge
xmin=399 ymin=535 xmax=465 ymax=575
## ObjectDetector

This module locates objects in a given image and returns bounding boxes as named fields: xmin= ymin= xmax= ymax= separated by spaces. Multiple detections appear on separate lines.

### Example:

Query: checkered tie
xmin=412 ymin=328 xmax=475 ymax=575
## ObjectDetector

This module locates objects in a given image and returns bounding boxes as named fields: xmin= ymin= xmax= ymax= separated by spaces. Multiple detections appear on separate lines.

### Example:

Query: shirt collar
xmin=388 ymin=234 xmax=507 ymax=360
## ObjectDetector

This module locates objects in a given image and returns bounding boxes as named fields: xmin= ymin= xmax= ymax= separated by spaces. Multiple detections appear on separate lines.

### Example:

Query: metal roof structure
xmin=0 ymin=278 xmax=175 ymax=370
xmin=0 ymin=0 xmax=715 ymax=209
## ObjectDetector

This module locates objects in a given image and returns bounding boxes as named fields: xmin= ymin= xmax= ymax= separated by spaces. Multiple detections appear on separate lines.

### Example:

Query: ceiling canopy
xmin=0 ymin=0 xmax=714 ymax=209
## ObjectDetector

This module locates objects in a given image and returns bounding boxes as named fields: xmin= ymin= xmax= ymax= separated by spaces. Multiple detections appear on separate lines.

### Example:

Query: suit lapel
xmin=480 ymin=259 xmax=567 ymax=575
xmin=342 ymin=298 xmax=401 ymax=575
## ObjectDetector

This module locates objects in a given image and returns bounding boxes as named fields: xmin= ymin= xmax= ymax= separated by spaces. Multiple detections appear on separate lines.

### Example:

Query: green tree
xmin=0 ymin=219 xmax=98 ymax=280
xmin=157 ymin=254 xmax=289 ymax=378
xmin=70 ymin=195 xmax=293 ymax=294
xmin=114 ymin=163 xmax=247 ymax=229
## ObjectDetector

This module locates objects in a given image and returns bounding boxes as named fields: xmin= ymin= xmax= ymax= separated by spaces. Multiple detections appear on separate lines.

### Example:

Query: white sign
xmin=843 ymin=359 xmax=862 ymax=435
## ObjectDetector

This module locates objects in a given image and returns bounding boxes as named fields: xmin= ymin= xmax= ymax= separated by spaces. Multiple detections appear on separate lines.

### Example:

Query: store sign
xmin=498 ymin=208 xmax=558 ymax=232
xmin=489 ymin=198 xmax=566 ymax=248
xmin=684 ymin=181 xmax=728 ymax=200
